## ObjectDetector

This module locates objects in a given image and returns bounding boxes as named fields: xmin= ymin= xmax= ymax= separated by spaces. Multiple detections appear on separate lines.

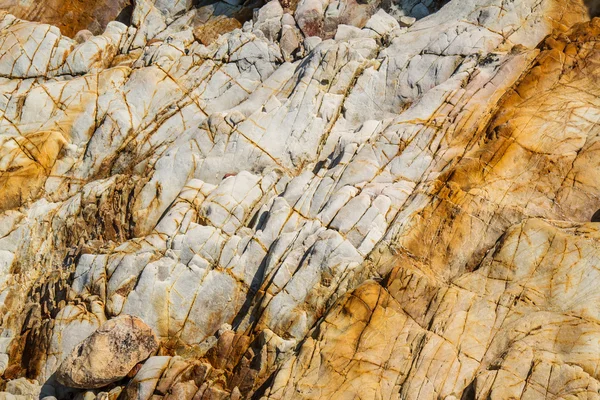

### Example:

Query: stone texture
xmin=0 ymin=0 xmax=599 ymax=399
xmin=0 ymin=0 xmax=133 ymax=37
xmin=56 ymin=315 xmax=158 ymax=389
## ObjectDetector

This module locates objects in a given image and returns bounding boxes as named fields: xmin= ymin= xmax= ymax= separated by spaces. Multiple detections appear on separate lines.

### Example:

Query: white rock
xmin=364 ymin=9 xmax=400 ymax=36
xmin=5 ymin=379 xmax=41 ymax=398
xmin=0 ymin=20 xmax=73 ymax=78
xmin=130 ymin=0 xmax=167 ymax=49
xmin=399 ymin=15 xmax=417 ymax=26
xmin=303 ymin=35 xmax=322 ymax=52
xmin=254 ymin=1 xmax=284 ymax=42
xmin=0 ymin=354 xmax=7 ymax=375
xmin=154 ymin=0 xmax=193 ymax=18
xmin=334 ymin=24 xmax=365 ymax=40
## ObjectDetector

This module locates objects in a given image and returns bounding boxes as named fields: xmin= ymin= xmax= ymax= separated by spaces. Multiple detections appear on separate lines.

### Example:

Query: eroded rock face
xmin=56 ymin=315 xmax=158 ymax=389
xmin=0 ymin=0 xmax=599 ymax=398
xmin=0 ymin=0 xmax=133 ymax=37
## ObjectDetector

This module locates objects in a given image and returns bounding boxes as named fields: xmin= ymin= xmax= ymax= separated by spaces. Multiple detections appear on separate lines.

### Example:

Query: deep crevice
xmin=383 ymin=0 xmax=451 ymax=20
xmin=585 ymin=0 xmax=600 ymax=18
xmin=115 ymin=4 xmax=134 ymax=26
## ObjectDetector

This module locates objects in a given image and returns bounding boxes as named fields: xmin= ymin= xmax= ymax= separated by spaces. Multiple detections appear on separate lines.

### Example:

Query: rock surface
xmin=0 ymin=0 xmax=133 ymax=37
xmin=56 ymin=315 xmax=158 ymax=389
xmin=0 ymin=0 xmax=599 ymax=399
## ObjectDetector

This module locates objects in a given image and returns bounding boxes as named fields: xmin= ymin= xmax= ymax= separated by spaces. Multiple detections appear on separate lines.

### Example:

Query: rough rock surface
xmin=56 ymin=315 xmax=158 ymax=389
xmin=0 ymin=0 xmax=600 ymax=398
xmin=0 ymin=0 xmax=134 ymax=37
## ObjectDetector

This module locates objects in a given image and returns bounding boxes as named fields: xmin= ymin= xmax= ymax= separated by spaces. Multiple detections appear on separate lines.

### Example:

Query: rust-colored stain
xmin=0 ymin=0 xmax=132 ymax=37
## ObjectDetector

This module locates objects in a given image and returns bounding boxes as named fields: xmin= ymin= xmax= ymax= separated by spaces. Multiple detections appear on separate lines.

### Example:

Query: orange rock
xmin=193 ymin=16 xmax=242 ymax=46
xmin=0 ymin=0 xmax=133 ymax=37
xmin=0 ymin=131 xmax=67 ymax=212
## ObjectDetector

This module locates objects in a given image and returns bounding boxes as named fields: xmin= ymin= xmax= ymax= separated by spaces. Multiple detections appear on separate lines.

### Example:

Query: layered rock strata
xmin=0 ymin=0 xmax=600 ymax=399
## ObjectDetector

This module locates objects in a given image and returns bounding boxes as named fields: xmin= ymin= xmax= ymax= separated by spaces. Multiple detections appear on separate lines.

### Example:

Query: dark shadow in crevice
xmin=115 ymin=4 xmax=134 ymax=26
xmin=194 ymin=0 xmax=265 ymax=22
xmin=585 ymin=0 xmax=600 ymax=18
xmin=382 ymin=0 xmax=451 ymax=20
xmin=460 ymin=380 xmax=476 ymax=400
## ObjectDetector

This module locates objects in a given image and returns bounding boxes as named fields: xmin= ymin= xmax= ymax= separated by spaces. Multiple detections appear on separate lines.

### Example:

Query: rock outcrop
xmin=0 ymin=0 xmax=600 ymax=398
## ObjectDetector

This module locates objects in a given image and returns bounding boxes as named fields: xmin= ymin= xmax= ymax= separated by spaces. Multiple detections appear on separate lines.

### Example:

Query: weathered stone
xmin=0 ymin=0 xmax=599 ymax=399
xmin=193 ymin=16 xmax=242 ymax=45
xmin=399 ymin=15 xmax=416 ymax=26
xmin=0 ymin=353 xmax=8 ymax=375
xmin=279 ymin=24 xmax=303 ymax=60
xmin=74 ymin=30 xmax=95 ymax=44
xmin=4 ymin=378 xmax=41 ymax=398
xmin=294 ymin=0 xmax=328 ymax=37
xmin=56 ymin=315 xmax=158 ymax=389
xmin=364 ymin=8 xmax=399 ymax=36
xmin=253 ymin=0 xmax=284 ymax=41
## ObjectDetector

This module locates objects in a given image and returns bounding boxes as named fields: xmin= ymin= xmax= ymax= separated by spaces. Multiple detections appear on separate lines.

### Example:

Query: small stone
xmin=295 ymin=0 xmax=327 ymax=37
xmin=255 ymin=0 xmax=285 ymax=23
xmin=0 ymin=354 xmax=8 ymax=375
xmin=303 ymin=36 xmax=322 ymax=52
xmin=230 ymin=386 xmax=242 ymax=400
xmin=411 ymin=3 xmax=430 ymax=19
xmin=218 ymin=323 xmax=233 ymax=336
xmin=193 ymin=17 xmax=242 ymax=45
xmin=399 ymin=15 xmax=416 ymax=27
xmin=280 ymin=24 xmax=303 ymax=60
xmin=163 ymin=381 xmax=198 ymax=400
xmin=154 ymin=0 xmax=193 ymax=19
xmin=334 ymin=24 xmax=364 ymax=40
xmin=56 ymin=315 xmax=158 ymax=389
xmin=254 ymin=0 xmax=284 ymax=41
xmin=365 ymin=9 xmax=400 ymax=36
xmin=74 ymin=392 xmax=96 ymax=400
xmin=282 ymin=13 xmax=296 ymax=26
xmin=74 ymin=30 xmax=94 ymax=44
xmin=5 ymin=378 xmax=41 ymax=397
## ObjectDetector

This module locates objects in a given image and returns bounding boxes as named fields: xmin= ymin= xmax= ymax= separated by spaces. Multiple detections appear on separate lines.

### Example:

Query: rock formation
xmin=0 ymin=0 xmax=600 ymax=398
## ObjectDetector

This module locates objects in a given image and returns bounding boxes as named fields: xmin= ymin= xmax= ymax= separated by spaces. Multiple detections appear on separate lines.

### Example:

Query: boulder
xmin=254 ymin=0 xmax=284 ymax=41
xmin=56 ymin=315 xmax=158 ymax=389
xmin=295 ymin=0 xmax=329 ymax=37
xmin=4 ymin=378 xmax=41 ymax=398
xmin=364 ymin=9 xmax=399 ymax=36
xmin=74 ymin=29 xmax=94 ymax=43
